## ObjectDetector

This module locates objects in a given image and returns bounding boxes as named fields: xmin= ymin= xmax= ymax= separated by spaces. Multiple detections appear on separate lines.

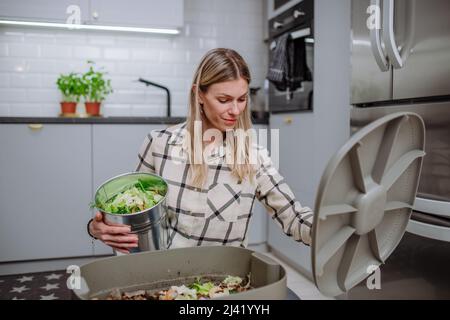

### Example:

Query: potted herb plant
xmin=81 ymin=61 xmax=113 ymax=116
xmin=56 ymin=72 xmax=83 ymax=115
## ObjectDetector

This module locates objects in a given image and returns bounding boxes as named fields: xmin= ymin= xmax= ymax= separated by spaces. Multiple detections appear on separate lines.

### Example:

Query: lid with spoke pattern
xmin=311 ymin=112 xmax=426 ymax=297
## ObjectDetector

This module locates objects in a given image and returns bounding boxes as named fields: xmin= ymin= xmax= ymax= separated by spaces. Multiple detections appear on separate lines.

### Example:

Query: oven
xmin=267 ymin=0 xmax=314 ymax=113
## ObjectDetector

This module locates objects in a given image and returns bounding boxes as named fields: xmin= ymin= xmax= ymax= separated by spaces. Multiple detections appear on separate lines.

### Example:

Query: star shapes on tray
xmin=41 ymin=283 xmax=60 ymax=291
xmin=40 ymin=293 xmax=59 ymax=300
xmin=45 ymin=273 xmax=63 ymax=281
xmin=10 ymin=286 xmax=30 ymax=293
xmin=16 ymin=276 xmax=33 ymax=283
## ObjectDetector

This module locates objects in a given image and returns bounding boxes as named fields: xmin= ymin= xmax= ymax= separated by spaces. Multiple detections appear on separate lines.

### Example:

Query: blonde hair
xmin=185 ymin=48 xmax=256 ymax=188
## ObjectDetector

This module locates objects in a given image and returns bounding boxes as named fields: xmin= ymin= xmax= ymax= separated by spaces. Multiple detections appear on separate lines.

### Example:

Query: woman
xmin=87 ymin=48 xmax=313 ymax=253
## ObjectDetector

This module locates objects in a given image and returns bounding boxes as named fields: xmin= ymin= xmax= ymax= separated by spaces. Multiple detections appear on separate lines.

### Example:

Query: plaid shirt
xmin=135 ymin=122 xmax=313 ymax=249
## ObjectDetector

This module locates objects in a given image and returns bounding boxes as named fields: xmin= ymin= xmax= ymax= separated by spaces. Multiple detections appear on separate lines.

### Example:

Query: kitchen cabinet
xmin=0 ymin=124 xmax=93 ymax=262
xmin=0 ymin=0 xmax=184 ymax=29
xmin=267 ymin=114 xmax=316 ymax=277
xmin=89 ymin=0 xmax=184 ymax=29
xmin=247 ymin=124 xmax=269 ymax=246
xmin=0 ymin=0 xmax=89 ymax=24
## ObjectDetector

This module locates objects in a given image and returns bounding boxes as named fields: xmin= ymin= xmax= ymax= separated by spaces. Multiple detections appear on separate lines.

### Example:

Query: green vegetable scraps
xmin=93 ymin=179 xmax=166 ymax=214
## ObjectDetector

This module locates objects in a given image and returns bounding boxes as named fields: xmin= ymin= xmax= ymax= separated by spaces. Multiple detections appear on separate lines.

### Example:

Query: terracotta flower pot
xmin=85 ymin=102 xmax=101 ymax=116
xmin=60 ymin=102 xmax=77 ymax=114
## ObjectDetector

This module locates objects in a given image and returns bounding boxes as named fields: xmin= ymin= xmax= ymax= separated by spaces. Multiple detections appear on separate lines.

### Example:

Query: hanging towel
xmin=267 ymin=34 xmax=312 ymax=92
xmin=267 ymin=33 xmax=290 ymax=91
xmin=287 ymin=36 xmax=312 ymax=91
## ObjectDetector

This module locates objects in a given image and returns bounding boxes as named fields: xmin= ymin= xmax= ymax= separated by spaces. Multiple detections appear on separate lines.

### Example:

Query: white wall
xmin=0 ymin=0 xmax=268 ymax=117
xmin=267 ymin=0 xmax=352 ymax=278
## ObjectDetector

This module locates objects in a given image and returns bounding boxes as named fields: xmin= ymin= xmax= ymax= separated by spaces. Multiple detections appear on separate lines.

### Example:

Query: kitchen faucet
xmin=137 ymin=78 xmax=171 ymax=117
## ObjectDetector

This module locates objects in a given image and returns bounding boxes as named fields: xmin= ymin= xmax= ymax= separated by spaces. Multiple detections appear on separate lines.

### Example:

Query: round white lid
xmin=311 ymin=112 xmax=426 ymax=297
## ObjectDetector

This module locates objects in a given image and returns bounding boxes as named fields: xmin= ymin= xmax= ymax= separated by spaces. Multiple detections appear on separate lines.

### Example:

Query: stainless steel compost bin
xmin=93 ymin=172 xmax=169 ymax=253
xmin=75 ymin=112 xmax=425 ymax=300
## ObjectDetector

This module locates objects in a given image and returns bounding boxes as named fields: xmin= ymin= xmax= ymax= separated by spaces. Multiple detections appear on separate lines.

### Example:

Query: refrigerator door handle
xmin=383 ymin=0 xmax=403 ymax=68
xmin=369 ymin=0 xmax=389 ymax=71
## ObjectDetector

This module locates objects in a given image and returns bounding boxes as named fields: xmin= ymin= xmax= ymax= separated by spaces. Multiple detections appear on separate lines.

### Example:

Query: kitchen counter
xmin=0 ymin=113 xmax=270 ymax=125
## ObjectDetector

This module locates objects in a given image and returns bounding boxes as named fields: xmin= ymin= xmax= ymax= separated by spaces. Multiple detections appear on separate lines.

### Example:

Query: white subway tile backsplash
xmin=0 ymin=30 xmax=25 ymax=43
xmin=26 ymin=89 xmax=59 ymax=103
xmin=54 ymin=31 xmax=88 ymax=45
xmin=109 ymin=90 xmax=147 ymax=104
xmin=24 ymin=31 xmax=56 ymax=44
xmin=109 ymin=75 xmax=141 ymax=90
xmin=115 ymin=35 xmax=149 ymax=48
xmin=0 ymin=58 xmax=26 ymax=72
xmin=147 ymin=38 xmax=173 ymax=50
xmin=9 ymin=103 xmax=42 ymax=116
xmin=159 ymin=50 xmax=188 ymax=64
xmin=0 ymin=44 xmax=8 ymax=56
xmin=172 ymin=92 xmax=189 ymax=106
xmin=0 ymin=74 xmax=10 ymax=87
xmin=10 ymin=74 xmax=41 ymax=88
xmin=171 ymin=104 xmax=188 ymax=117
xmin=102 ymin=103 xmax=132 ymax=117
xmin=199 ymin=38 xmax=218 ymax=51
xmin=188 ymin=23 xmax=216 ymax=38
xmin=130 ymin=48 xmax=159 ymax=61
xmin=0 ymin=88 xmax=27 ymax=102
xmin=187 ymin=50 xmax=207 ymax=65
xmin=88 ymin=35 xmax=115 ymax=46
xmin=39 ymin=74 xmax=59 ymax=88
xmin=40 ymin=44 xmax=72 ymax=59
xmin=0 ymin=103 xmax=10 ymax=116
xmin=104 ymin=48 xmax=130 ymax=60
xmin=143 ymin=64 xmax=175 ymax=78
xmin=131 ymin=104 xmax=166 ymax=117
xmin=173 ymin=63 xmax=196 ymax=78
xmin=171 ymin=38 xmax=201 ymax=51
xmin=40 ymin=105 xmax=61 ymax=117
xmin=0 ymin=0 xmax=267 ymax=117
xmin=8 ymin=43 xmax=40 ymax=58
xmin=115 ymin=62 xmax=149 ymax=75
xmin=73 ymin=46 xmax=102 ymax=59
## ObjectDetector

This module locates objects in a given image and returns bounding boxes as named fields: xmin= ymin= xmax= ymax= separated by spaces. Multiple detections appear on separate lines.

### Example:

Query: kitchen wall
xmin=0 ymin=0 xmax=268 ymax=117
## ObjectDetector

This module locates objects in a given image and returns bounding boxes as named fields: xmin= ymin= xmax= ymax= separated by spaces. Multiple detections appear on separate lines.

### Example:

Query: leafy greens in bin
xmin=94 ymin=178 xmax=167 ymax=214
xmin=95 ymin=274 xmax=252 ymax=300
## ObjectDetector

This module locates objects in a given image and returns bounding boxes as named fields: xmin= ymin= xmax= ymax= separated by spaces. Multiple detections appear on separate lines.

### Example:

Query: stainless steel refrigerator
xmin=348 ymin=0 xmax=450 ymax=299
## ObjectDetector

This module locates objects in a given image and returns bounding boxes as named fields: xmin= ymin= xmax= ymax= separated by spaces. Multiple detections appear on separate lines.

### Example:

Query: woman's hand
xmin=89 ymin=212 xmax=139 ymax=254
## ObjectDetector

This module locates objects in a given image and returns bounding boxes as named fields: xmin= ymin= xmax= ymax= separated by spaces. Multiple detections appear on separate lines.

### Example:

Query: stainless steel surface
xmin=369 ymin=0 xmax=389 ymax=72
xmin=382 ymin=0 xmax=403 ymax=69
xmin=345 ymin=231 xmax=450 ymax=299
xmin=351 ymin=0 xmax=392 ymax=104
xmin=351 ymin=0 xmax=450 ymax=104
xmin=94 ymin=172 xmax=169 ymax=253
xmin=393 ymin=0 xmax=450 ymax=100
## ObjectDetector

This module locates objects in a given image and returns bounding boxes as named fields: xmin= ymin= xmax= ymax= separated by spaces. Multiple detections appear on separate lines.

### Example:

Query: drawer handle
xmin=28 ymin=124 xmax=43 ymax=131
xmin=284 ymin=117 xmax=293 ymax=124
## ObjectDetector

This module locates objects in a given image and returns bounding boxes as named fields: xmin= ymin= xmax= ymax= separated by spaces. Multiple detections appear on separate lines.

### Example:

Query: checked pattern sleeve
xmin=255 ymin=148 xmax=314 ymax=246
xmin=135 ymin=131 xmax=156 ymax=174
